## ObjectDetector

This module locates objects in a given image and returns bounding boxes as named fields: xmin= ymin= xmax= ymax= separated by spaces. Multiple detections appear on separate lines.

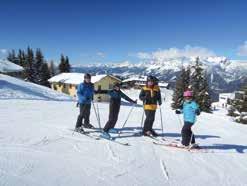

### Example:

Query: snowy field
xmin=0 ymin=75 xmax=247 ymax=186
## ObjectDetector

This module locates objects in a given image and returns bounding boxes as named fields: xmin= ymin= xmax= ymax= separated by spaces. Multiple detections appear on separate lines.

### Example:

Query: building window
xmin=98 ymin=85 xmax=102 ymax=90
xmin=58 ymin=82 xmax=62 ymax=87
xmin=54 ymin=85 xmax=57 ymax=90
xmin=69 ymin=84 xmax=72 ymax=89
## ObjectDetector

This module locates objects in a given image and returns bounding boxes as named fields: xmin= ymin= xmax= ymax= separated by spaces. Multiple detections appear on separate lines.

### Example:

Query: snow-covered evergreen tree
xmin=172 ymin=67 xmax=190 ymax=109
xmin=190 ymin=57 xmax=212 ymax=113
xmin=229 ymin=85 xmax=247 ymax=124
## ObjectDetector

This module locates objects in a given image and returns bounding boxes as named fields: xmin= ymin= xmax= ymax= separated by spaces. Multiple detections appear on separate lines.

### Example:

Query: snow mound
xmin=0 ymin=59 xmax=23 ymax=72
xmin=0 ymin=74 xmax=73 ymax=101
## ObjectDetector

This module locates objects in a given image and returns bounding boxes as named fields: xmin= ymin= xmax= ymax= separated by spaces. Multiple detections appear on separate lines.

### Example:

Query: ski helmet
xmin=84 ymin=73 xmax=91 ymax=79
xmin=147 ymin=75 xmax=155 ymax=82
xmin=183 ymin=90 xmax=193 ymax=97
xmin=113 ymin=82 xmax=121 ymax=88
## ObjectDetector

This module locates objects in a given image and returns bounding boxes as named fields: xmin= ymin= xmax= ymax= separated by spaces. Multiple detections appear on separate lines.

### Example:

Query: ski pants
xmin=143 ymin=110 xmax=156 ymax=132
xmin=75 ymin=104 xmax=91 ymax=128
xmin=103 ymin=102 xmax=120 ymax=132
xmin=181 ymin=122 xmax=195 ymax=146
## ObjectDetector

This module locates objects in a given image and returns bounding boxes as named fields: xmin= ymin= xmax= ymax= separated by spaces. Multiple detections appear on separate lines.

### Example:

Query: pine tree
xmin=49 ymin=60 xmax=56 ymax=76
xmin=58 ymin=54 xmax=67 ymax=73
xmin=172 ymin=67 xmax=191 ymax=109
xmin=33 ymin=49 xmax=45 ymax=84
xmin=24 ymin=47 xmax=35 ymax=82
xmin=39 ymin=62 xmax=51 ymax=87
xmin=65 ymin=56 xmax=71 ymax=72
xmin=229 ymin=85 xmax=247 ymax=124
xmin=17 ymin=49 xmax=26 ymax=67
xmin=190 ymin=57 xmax=212 ymax=112
xmin=7 ymin=49 xmax=18 ymax=65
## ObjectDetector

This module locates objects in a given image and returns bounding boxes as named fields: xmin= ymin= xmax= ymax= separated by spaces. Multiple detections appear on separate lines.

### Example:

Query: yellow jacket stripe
xmin=144 ymin=104 xmax=157 ymax=110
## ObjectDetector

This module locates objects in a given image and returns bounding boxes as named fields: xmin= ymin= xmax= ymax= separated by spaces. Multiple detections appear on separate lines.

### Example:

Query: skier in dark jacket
xmin=97 ymin=82 xmax=137 ymax=139
xmin=75 ymin=73 xmax=95 ymax=132
xmin=139 ymin=75 xmax=162 ymax=136
xmin=175 ymin=90 xmax=200 ymax=147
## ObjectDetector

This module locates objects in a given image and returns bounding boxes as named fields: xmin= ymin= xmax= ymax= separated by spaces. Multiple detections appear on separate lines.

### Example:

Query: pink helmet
xmin=183 ymin=90 xmax=193 ymax=97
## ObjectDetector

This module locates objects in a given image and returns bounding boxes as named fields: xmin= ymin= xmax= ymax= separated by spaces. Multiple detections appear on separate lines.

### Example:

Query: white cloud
xmin=136 ymin=45 xmax=216 ymax=61
xmin=237 ymin=41 xmax=247 ymax=56
xmin=96 ymin=52 xmax=105 ymax=58
xmin=136 ymin=52 xmax=152 ymax=59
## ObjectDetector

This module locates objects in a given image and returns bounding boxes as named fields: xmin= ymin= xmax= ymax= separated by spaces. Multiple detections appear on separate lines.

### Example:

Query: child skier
xmin=175 ymin=90 xmax=200 ymax=147
xmin=139 ymin=75 xmax=162 ymax=137
xmin=75 ymin=73 xmax=95 ymax=132
xmin=97 ymin=82 xmax=137 ymax=139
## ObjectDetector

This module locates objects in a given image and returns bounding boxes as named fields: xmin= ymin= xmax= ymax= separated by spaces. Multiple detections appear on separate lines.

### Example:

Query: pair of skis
xmin=72 ymin=129 xmax=129 ymax=146
xmin=144 ymin=135 xmax=204 ymax=152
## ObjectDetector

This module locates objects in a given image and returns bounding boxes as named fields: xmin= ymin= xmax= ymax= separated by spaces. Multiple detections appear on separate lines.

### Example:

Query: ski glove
xmin=175 ymin=110 xmax=181 ymax=114
xmin=195 ymin=109 xmax=201 ymax=116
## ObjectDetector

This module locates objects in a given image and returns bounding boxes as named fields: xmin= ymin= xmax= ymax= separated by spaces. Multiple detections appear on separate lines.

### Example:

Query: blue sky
xmin=0 ymin=0 xmax=247 ymax=64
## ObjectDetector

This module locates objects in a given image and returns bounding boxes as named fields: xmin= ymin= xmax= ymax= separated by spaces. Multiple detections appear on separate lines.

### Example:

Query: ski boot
xmin=75 ymin=127 xmax=85 ymax=133
xmin=83 ymin=123 xmax=95 ymax=129
xmin=100 ymin=131 xmax=111 ymax=139
xmin=150 ymin=129 xmax=158 ymax=137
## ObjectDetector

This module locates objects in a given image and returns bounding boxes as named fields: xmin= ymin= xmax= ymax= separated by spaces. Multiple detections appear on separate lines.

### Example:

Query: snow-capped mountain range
xmin=72 ymin=56 xmax=247 ymax=99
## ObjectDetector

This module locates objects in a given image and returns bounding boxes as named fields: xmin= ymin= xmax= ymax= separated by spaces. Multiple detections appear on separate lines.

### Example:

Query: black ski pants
xmin=181 ymin=122 xmax=195 ymax=146
xmin=103 ymin=102 xmax=120 ymax=132
xmin=75 ymin=104 xmax=91 ymax=128
xmin=143 ymin=110 xmax=156 ymax=132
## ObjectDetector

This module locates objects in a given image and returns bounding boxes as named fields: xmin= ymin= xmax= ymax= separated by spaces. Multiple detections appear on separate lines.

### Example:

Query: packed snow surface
xmin=0 ymin=79 xmax=247 ymax=186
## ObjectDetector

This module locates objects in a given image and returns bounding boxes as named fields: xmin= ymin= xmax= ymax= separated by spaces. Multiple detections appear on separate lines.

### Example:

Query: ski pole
xmin=92 ymin=102 xmax=101 ymax=130
xmin=96 ymin=102 xmax=102 ymax=130
xmin=141 ymin=108 xmax=144 ymax=128
xmin=118 ymin=103 xmax=135 ymax=136
xmin=159 ymin=107 xmax=164 ymax=134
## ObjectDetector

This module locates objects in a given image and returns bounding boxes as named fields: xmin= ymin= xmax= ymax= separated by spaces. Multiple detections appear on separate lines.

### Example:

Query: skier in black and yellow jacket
xmin=139 ymin=75 xmax=162 ymax=136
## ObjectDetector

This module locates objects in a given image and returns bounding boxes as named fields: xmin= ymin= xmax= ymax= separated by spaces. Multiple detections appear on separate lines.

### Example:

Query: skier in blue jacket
xmin=75 ymin=73 xmax=95 ymax=132
xmin=175 ymin=90 xmax=200 ymax=147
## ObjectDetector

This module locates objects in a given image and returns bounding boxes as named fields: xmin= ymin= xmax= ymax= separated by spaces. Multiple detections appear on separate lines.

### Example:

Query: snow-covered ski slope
xmin=0 ymin=79 xmax=247 ymax=186
xmin=0 ymin=74 xmax=73 ymax=101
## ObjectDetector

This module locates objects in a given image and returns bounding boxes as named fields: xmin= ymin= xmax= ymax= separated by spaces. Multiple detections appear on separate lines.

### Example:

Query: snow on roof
xmin=0 ymin=59 xmax=23 ymax=73
xmin=122 ymin=76 xmax=147 ymax=83
xmin=48 ymin=73 xmax=120 ymax=85
xmin=159 ymin=82 xmax=169 ymax=87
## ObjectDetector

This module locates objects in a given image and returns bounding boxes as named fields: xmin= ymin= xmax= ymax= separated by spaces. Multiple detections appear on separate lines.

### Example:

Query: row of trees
xmin=7 ymin=47 xmax=71 ymax=87
xmin=172 ymin=57 xmax=212 ymax=113
xmin=228 ymin=85 xmax=247 ymax=124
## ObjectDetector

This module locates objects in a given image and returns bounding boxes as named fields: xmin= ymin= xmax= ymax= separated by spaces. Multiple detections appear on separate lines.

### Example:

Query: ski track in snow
xmin=160 ymin=159 xmax=169 ymax=181
xmin=106 ymin=143 xmax=120 ymax=162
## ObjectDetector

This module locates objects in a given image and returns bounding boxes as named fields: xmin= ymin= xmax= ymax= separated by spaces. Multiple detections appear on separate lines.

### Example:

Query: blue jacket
xmin=182 ymin=101 xmax=200 ymax=124
xmin=77 ymin=82 xmax=94 ymax=104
